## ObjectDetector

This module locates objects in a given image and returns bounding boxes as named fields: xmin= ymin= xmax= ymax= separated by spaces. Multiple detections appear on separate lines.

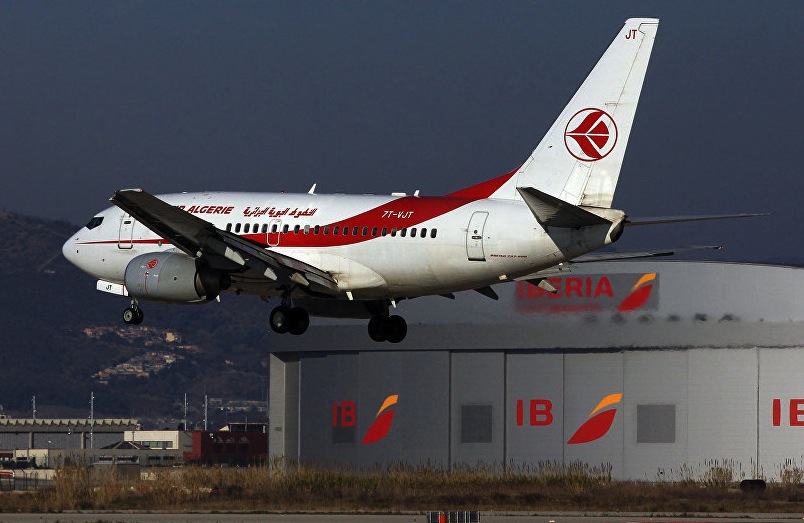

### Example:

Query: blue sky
xmin=2 ymin=1 xmax=801 ymax=262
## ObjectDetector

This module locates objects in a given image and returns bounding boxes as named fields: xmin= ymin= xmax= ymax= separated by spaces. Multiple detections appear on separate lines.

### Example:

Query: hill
xmin=0 ymin=211 xmax=269 ymax=428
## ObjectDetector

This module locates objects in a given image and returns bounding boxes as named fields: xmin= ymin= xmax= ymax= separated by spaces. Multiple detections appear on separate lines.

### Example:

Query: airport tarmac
xmin=0 ymin=513 xmax=801 ymax=523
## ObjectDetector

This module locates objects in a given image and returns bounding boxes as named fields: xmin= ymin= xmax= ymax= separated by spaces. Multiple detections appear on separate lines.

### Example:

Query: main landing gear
xmin=269 ymin=304 xmax=310 ymax=336
xmin=122 ymin=300 xmax=144 ymax=325
xmin=367 ymin=314 xmax=407 ymax=343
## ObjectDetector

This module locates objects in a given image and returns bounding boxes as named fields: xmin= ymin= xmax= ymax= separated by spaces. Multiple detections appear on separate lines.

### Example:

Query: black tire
xmin=269 ymin=306 xmax=290 ymax=334
xmin=384 ymin=315 xmax=407 ymax=343
xmin=133 ymin=308 xmax=144 ymax=325
xmin=288 ymin=307 xmax=310 ymax=336
xmin=368 ymin=316 xmax=387 ymax=342
xmin=122 ymin=307 xmax=136 ymax=325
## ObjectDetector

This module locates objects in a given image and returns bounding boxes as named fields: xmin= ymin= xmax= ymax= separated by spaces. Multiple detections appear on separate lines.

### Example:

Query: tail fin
xmin=490 ymin=18 xmax=658 ymax=206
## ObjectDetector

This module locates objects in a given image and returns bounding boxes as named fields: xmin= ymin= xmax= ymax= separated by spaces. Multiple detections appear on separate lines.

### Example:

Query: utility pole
xmin=89 ymin=391 xmax=94 ymax=449
xmin=204 ymin=395 xmax=208 ymax=431
xmin=31 ymin=396 xmax=36 ymax=421
xmin=183 ymin=393 xmax=188 ymax=430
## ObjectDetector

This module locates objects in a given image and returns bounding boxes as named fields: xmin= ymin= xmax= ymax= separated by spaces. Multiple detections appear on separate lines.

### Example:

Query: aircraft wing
xmin=109 ymin=189 xmax=340 ymax=294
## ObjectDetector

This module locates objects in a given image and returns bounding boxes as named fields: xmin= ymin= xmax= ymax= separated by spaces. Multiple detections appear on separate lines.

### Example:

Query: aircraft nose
xmin=62 ymin=233 xmax=80 ymax=266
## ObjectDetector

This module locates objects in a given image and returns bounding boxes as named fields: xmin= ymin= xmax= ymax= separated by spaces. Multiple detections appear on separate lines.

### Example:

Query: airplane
xmin=61 ymin=18 xmax=756 ymax=343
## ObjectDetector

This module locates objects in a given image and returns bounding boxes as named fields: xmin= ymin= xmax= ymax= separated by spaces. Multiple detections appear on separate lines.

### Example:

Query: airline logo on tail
xmin=564 ymin=108 xmax=618 ymax=162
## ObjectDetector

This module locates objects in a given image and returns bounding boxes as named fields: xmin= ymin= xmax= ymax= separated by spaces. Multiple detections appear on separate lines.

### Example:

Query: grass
xmin=0 ymin=459 xmax=803 ymax=513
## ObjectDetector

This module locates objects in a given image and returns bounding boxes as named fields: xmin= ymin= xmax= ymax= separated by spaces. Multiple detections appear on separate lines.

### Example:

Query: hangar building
xmin=268 ymin=261 xmax=804 ymax=480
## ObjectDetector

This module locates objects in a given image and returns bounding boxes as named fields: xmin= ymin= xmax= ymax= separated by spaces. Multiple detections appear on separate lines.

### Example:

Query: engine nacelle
xmin=124 ymin=252 xmax=230 ymax=303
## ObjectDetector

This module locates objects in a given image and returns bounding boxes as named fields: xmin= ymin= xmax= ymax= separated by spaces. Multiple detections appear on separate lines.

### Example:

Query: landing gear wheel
xmin=287 ymin=307 xmax=310 ymax=336
xmin=384 ymin=315 xmax=407 ymax=343
xmin=269 ymin=306 xmax=290 ymax=334
xmin=368 ymin=316 xmax=387 ymax=342
xmin=123 ymin=307 xmax=143 ymax=325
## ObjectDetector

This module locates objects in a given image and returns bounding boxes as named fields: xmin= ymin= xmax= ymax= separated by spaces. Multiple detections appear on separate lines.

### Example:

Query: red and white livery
xmin=63 ymin=19 xmax=661 ymax=342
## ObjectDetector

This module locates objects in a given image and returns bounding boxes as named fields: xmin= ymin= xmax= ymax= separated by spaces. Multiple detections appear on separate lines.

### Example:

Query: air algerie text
xmin=178 ymin=205 xmax=234 ymax=215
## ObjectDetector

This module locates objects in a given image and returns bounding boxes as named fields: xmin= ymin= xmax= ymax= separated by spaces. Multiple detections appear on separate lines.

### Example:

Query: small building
xmin=184 ymin=431 xmax=267 ymax=465
xmin=0 ymin=418 xmax=139 ymax=456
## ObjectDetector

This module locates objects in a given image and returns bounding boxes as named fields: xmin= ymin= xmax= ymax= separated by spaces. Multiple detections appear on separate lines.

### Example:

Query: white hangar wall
xmin=271 ymin=347 xmax=804 ymax=480
xmin=268 ymin=262 xmax=804 ymax=480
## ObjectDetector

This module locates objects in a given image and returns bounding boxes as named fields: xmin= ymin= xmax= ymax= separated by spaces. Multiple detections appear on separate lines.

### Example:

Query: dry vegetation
xmin=1 ymin=460 xmax=804 ymax=514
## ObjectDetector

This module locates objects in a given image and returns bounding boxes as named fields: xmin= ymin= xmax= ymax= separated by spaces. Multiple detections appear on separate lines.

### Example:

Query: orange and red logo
xmin=516 ymin=273 xmax=658 ymax=314
xmin=333 ymin=395 xmax=399 ymax=445
xmin=361 ymin=394 xmax=398 ymax=444
xmin=567 ymin=393 xmax=622 ymax=444
xmin=616 ymin=273 xmax=656 ymax=312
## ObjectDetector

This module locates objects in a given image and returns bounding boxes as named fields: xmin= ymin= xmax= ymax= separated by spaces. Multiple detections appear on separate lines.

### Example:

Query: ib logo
xmin=564 ymin=108 xmax=618 ymax=162
xmin=617 ymin=273 xmax=656 ymax=312
xmin=332 ymin=394 xmax=398 ymax=445
xmin=567 ymin=393 xmax=622 ymax=444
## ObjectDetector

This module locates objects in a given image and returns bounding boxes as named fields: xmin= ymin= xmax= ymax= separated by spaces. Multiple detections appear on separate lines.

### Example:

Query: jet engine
xmin=124 ymin=252 xmax=231 ymax=303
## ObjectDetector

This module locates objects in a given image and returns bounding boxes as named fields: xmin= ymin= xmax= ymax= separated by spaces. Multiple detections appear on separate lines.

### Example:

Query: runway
xmin=0 ymin=512 xmax=801 ymax=523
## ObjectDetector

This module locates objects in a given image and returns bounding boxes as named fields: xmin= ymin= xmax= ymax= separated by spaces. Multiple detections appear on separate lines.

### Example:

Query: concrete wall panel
xmin=563 ymin=353 xmax=624 ymax=476
xmin=505 ymin=352 xmax=564 ymax=467
xmin=450 ymin=352 xmax=505 ymax=466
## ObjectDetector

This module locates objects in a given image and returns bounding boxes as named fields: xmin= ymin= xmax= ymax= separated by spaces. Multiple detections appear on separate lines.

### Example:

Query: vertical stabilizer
xmin=492 ymin=18 xmax=658 ymax=207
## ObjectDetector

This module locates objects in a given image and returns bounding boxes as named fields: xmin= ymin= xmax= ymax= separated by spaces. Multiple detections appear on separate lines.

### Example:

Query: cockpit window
xmin=85 ymin=217 xmax=104 ymax=230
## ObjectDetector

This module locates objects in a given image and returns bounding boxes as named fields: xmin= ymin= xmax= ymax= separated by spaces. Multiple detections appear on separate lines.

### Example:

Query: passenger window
xmin=262 ymin=224 xmax=268 ymax=233
xmin=235 ymin=223 xmax=241 ymax=233
xmin=400 ymin=228 xmax=407 ymax=237
xmin=333 ymin=225 xmax=340 ymax=235
xmin=410 ymin=227 xmax=417 ymax=237
xmin=294 ymin=225 xmax=301 ymax=234
xmin=271 ymin=224 xmax=278 ymax=233
xmin=420 ymin=228 xmax=427 ymax=238
xmin=314 ymin=225 xmax=320 ymax=234
xmin=282 ymin=224 xmax=289 ymax=234
xmin=244 ymin=223 xmax=250 ymax=233
xmin=362 ymin=226 xmax=368 ymax=236
xmin=430 ymin=229 xmax=437 ymax=238
xmin=324 ymin=225 xmax=330 ymax=235
xmin=226 ymin=223 xmax=232 ymax=232
xmin=381 ymin=227 xmax=388 ymax=236
xmin=304 ymin=225 xmax=310 ymax=235
xmin=343 ymin=226 xmax=349 ymax=236
xmin=371 ymin=227 xmax=378 ymax=236
xmin=352 ymin=226 xmax=359 ymax=236
xmin=391 ymin=228 xmax=397 ymax=237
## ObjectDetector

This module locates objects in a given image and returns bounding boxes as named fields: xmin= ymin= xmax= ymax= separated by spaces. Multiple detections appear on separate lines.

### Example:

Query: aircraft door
xmin=267 ymin=219 xmax=282 ymax=247
xmin=465 ymin=211 xmax=489 ymax=261
xmin=118 ymin=215 xmax=134 ymax=249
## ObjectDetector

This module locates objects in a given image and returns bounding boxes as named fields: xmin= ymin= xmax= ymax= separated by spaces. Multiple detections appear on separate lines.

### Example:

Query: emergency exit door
xmin=465 ymin=211 xmax=488 ymax=261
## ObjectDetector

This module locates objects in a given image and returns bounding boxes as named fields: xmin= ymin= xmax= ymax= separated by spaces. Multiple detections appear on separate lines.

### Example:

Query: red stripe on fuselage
xmin=81 ymin=173 xmax=515 ymax=249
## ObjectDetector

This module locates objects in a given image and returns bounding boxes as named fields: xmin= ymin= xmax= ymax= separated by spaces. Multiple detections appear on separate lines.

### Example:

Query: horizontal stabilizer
xmin=514 ymin=245 xmax=724 ymax=281
xmin=626 ymin=213 xmax=768 ymax=226
xmin=517 ymin=187 xmax=610 ymax=228
xmin=574 ymin=245 xmax=723 ymax=262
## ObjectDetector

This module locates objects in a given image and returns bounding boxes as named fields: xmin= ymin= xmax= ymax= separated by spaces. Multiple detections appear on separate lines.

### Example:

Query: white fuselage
xmin=63 ymin=190 xmax=612 ymax=301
